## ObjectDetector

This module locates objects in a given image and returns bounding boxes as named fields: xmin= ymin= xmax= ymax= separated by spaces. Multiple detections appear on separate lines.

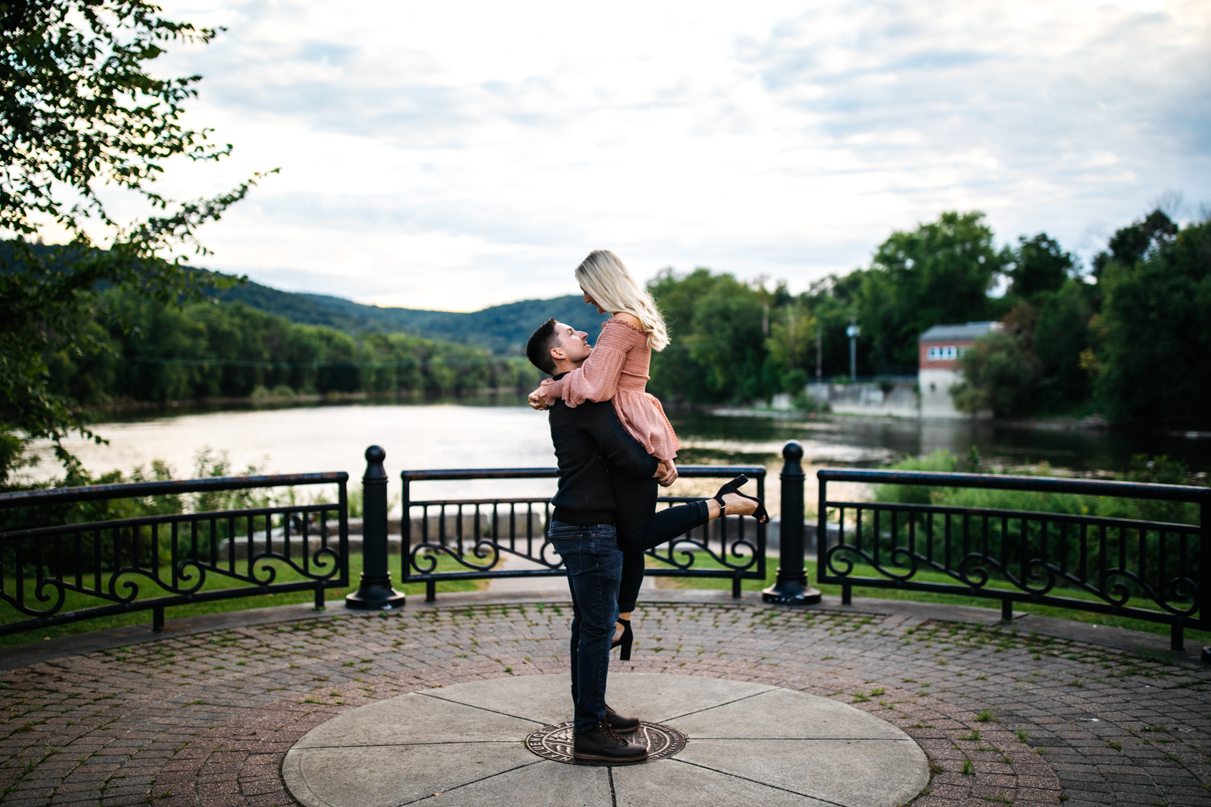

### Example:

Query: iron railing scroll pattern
xmin=401 ymin=466 xmax=767 ymax=602
xmin=816 ymin=469 xmax=1209 ymax=651
xmin=0 ymin=473 xmax=349 ymax=636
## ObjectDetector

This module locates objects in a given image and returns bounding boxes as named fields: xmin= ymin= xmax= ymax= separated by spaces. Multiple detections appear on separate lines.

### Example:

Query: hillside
xmin=0 ymin=241 xmax=609 ymax=355
xmin=212 ymin=277 xmax=610 ymax=355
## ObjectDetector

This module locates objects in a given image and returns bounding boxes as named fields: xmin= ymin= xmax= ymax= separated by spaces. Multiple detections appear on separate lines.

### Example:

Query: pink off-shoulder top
xmin=541 ymin=319 xmax=680 ymax=461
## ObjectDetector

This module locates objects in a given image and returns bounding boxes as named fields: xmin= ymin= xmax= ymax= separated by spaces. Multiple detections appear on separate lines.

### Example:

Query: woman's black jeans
xmin=612 ymin=475 xmax=711 ymax=614
xmin=548 ymin=521 xmax=623 ymax=734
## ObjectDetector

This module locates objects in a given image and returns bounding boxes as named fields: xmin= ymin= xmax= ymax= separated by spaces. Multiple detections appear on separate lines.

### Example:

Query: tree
xmin=647 ymin=268 xmax=721 ymax=403
xmin=1007 ymin=233 xmax=1074 ymax=300
xmin=1 ymin=0 xmax=270 ymax=484
xmin=647 ymin=268 xmax=778 ymax=404
xmin=1091 ymin=210 xmax=1178 ymax=278
xmin=799 ymin=271 xmax=866 ymax=379
xmin=857 ymin=211 xmax=1004 ymax=371
xmin=765 ymin=301 xmax=817 ymax=392
xmin=1093 ymin=218 xmax=1211 ymax=423
xmin=950 ymin=331 xmax=1040 ymax=418
xmin=1032 ymin=280 xmax=1095 ymax=409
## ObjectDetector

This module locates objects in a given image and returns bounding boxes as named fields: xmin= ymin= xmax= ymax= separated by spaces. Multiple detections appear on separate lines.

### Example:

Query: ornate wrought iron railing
xmin=814 ymin=468 xmax=1209 ymax=649
xmin=401 ymin=466 xmax=767 ymax=601
xmin=0 ymin=473 xmax=349 ymax=636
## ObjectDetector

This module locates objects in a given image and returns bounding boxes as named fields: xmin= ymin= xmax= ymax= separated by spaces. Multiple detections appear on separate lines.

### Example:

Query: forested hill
xmin=212 ymin=278 xmax=610 ymax=355
xmin=0 ymin=241 xmax=609 ymax=355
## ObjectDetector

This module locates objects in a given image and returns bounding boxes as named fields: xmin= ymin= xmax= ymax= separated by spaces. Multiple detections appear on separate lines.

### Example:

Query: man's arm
xmin=579 ymin=403 xmax=659 ymax=480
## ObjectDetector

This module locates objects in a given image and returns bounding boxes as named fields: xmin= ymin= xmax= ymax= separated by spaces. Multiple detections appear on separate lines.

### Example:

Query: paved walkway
xmin=282 ymin=673 xmax=929 ymax=807
xmin=1 ymin=591 xmax=1209 ymax=807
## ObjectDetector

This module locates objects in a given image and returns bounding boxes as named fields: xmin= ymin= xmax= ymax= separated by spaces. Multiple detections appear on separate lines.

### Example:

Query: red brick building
xmin=918 ymin=321 xmax=1001 ymax=417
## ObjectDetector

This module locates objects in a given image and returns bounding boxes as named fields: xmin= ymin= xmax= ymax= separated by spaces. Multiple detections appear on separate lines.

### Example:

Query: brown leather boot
xmin=605 ymin=705 xmax=640 ymax=732
xmin=573 ymin=722 xmax=648 ymax=763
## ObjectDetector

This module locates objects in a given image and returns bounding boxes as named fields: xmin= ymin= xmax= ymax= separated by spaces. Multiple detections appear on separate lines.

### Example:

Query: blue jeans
xmin=548 ymin=521 xmax=623 ymax=734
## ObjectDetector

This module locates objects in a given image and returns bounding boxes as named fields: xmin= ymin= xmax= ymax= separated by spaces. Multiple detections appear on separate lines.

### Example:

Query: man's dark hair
xmin=525 ymin=318 xmax=560 ymax=375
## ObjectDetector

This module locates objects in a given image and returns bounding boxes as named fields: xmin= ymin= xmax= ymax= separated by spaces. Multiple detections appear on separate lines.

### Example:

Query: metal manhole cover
xmin=525 ymin=721 xmax=686 ymax=765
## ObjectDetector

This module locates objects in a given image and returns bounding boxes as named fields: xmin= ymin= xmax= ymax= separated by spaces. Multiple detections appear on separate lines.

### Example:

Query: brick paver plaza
xmin=2 ymin=591 xmax=1209 ymax=807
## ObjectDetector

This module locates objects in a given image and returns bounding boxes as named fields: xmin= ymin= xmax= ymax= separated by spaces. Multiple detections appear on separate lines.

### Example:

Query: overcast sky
xmin=143 ymin=0 xmax=1211 ymax=311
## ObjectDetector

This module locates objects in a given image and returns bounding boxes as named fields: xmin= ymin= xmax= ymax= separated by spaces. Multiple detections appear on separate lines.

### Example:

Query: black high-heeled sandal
xmin=611 ymin=618 xmax=633 ymax=661
xmin=713 ymin=474 xmax=770 ymax=523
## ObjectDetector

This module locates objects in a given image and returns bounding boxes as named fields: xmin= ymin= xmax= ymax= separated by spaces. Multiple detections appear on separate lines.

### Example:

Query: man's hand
xmin=653 ymin=459 xmax=678 ymax=487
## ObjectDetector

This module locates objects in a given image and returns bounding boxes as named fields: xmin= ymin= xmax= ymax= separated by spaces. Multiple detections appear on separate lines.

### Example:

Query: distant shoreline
xmin=703 ymin=404 xmax=1210 ymax=435
xmin=80 ymin=387 xmax=531 ymax=416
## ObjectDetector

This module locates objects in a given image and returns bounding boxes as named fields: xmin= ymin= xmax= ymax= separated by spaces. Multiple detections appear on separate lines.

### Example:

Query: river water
xmin=24 ymin=394 xmax=1210 ymax=505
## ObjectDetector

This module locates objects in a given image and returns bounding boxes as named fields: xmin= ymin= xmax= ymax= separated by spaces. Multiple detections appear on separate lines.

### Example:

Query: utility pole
xmin=846 ymin=315 xmax=860 ymax=382
xmin=816 ymin=328 xmax=822 ymax=381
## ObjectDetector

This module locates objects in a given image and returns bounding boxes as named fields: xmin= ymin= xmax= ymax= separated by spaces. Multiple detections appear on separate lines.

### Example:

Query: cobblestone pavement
xmin=1 ymin=597 xmax=1209 ymax=807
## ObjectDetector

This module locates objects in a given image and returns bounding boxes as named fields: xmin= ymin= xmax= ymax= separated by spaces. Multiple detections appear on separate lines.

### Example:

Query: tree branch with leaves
xmin=0 ymin=0 xmax=274 ymax=485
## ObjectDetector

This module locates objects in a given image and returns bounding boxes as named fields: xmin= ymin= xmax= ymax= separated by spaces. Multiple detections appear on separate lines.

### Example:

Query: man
xmin=524 ymin=318 xmax=671 ymax=763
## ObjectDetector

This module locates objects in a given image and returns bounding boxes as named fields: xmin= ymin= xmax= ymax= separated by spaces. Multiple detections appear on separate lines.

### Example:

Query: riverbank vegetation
xmin=53 ymin=287 xmax=540 ymax=408
xmin=1 ymin=259 xmax=540 ymax=486
xmin=1 ymin=0 xmax=273 ymax=486
xmin=874 ymin=449 xmax=1204 ymax=526
xmin=643 ymin=209 xmax=1209 ymax=428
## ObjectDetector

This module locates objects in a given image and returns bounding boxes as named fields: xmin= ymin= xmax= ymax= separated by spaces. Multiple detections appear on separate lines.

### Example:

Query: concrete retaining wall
xmin=806 ymin=381 xmax=919 ymax=418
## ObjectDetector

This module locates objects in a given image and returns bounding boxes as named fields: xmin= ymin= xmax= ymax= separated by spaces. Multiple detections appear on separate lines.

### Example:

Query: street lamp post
xmin=846 ymin=321 xmax=860 ymax=381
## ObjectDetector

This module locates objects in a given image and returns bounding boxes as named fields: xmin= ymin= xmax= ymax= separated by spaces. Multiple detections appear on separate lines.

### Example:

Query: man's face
xmin=551 ymin=321 xmax=591 ymax=366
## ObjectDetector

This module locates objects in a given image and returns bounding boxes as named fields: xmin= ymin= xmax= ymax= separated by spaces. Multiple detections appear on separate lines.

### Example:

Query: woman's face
xmin=582 ymin=289 xmax=607 ymax=314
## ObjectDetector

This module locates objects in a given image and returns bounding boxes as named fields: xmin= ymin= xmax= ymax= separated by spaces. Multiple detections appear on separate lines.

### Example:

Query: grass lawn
xmin=1 ymin=552 xmax=483 ymax=648
xmin=651 ymin=554 xmax=1211 ymax=647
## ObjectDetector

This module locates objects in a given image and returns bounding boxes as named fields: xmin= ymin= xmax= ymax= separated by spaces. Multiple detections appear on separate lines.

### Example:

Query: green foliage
xmin=791 ymin=389 xmax=821 ymax=414
xmin=765 ymin=303 xmax=817 ymax=391
xmin=1 ymin=0 xmax=238 ymax=239
xmin=877 ymin=450 xmax=1202 ymax=525
xmin=866 ymin=451 xmax=1204 ymax=605
xmin=873 ymin=450 xmax=959 ymax=505
xmin=647 ymin=269 xmax=780 ymax=403
xmin=1007 ymin=233 xmax=1074 ymax=300
xmin=1092 ymin=210 xmax=1178 ymax=278
xmin=858 ymin=211 xmax=1005 ymax=370
xmin=1032 ymin=281 xmax=1095 ymax=408
xmin=1093 ymin=218 xmax=1211 ymax=423
xmin=1 ymin=0 xmax=270 ymax=484
xmin=211 ymin=282 xmax=611 ymax=355
xmin=0 ymin=447 xmax=268 ymax=575
xmin=36 ymin=288 xmax=539 ymax=408
xmin=950 ymin=331 xmax=1040 ymax=417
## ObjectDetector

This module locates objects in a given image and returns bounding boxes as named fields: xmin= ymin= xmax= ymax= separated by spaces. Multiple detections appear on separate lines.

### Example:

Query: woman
xmin=531 ymin=250 xmax=767 ymax=658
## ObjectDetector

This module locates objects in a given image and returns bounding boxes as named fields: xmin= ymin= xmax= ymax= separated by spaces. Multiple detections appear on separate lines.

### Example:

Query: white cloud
xmin=121 ymin=0 xmax=1211 ymax=309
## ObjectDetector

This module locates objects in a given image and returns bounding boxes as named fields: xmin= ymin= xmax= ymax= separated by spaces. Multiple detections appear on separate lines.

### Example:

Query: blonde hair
xmin=575 ymin=250 xmax=669 ymax=351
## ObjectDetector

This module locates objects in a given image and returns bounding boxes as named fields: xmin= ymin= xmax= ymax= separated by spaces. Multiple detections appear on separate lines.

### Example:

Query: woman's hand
xmin=654 ymin=459 xmax=678 ymax=487
xmin=528 ymin=378 xmax=556 ymax=410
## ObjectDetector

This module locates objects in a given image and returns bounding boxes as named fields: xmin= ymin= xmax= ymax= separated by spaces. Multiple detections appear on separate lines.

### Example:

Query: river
xmin=24 ymin=394 xmax=1210 ymax=504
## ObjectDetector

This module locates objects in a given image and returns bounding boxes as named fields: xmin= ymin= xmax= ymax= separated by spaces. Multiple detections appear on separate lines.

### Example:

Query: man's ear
xmin=549 ymin=345 xmax=564 ymax=362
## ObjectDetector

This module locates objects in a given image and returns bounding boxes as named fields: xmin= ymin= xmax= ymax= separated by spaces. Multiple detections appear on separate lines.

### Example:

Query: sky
xmin=124 ymin=0 xmax=1211 ymax=311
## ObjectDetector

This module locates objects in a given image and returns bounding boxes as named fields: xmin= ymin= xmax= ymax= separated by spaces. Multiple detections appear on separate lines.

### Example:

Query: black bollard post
xmin=346 ymin=445 xmax=406 ymax=611
xmin=762 ymin=441 xmax=822 ymax=605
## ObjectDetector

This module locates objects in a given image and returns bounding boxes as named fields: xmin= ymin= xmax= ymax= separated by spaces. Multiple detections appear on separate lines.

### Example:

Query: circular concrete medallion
xmin=283 ymin=672 xmax=929 ymax=807
xmin=525 ymin=721 xmax=687 ymax=764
